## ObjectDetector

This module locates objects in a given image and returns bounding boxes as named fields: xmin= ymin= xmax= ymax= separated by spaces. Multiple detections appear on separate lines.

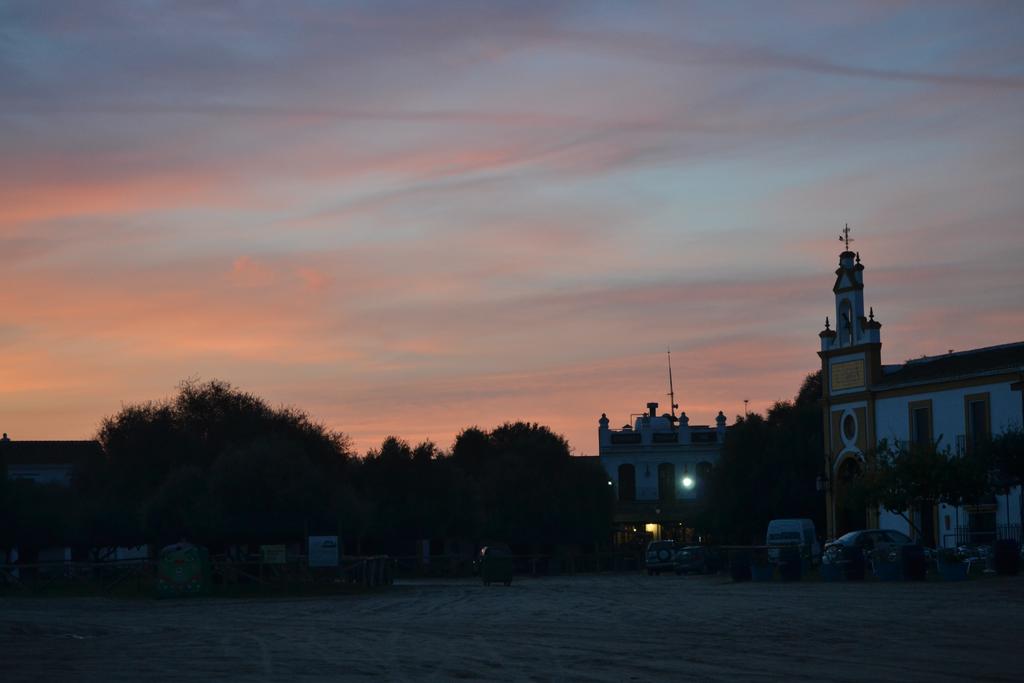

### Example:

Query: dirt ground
xmin=2 ymin=573 xmax=1022 ymax=681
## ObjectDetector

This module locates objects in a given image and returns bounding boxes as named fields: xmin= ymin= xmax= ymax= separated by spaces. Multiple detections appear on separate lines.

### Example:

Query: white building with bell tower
xmin=818 ymin=227 xmax=1024 ymax=547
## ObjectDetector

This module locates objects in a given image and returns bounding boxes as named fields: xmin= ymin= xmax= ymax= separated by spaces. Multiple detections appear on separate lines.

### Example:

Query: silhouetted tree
xmin=989 ymin=428 xmax=1024 ymax=484
xmin=208 ymin=437 xmax=334 ymax=545
xmin=858 ymin=438 xmax=954 ymax=538
xmin=703 ymin=371 xmax=825 ymax=543
xmin=1 ymin=480 xmax=73 ymax=559
xmin=982 ymin=428 xmax=1024 ymax=529
xmin=352 ymin=422 xmax=614 ymax=554
xmin=450 ymin=426 xmax=489 ymax=476
xmin=795 ymin=370 xmax=823 ymax=407
xmin=141 ymin=466 xmax=213 ymax=545
xmin=940 ymin=447 xmax=991 ymax=509
xmin=77 ymin=379 xmax=353 ymax=549
xmin=466 ymin=422 xmax=612 ymax=549
xmin=356 ymin=436 xmax=431 ymax=552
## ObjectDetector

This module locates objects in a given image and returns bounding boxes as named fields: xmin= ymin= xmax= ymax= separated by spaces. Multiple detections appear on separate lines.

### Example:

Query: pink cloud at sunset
xmin=1 ymin=1 xmax=1022 ymax=454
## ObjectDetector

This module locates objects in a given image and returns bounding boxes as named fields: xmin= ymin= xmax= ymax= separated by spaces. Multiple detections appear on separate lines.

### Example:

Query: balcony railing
xmin=612 ymin=499 xmax=704 ymax=521
xmin=951 ymin=524 xmax=1021 ymax=546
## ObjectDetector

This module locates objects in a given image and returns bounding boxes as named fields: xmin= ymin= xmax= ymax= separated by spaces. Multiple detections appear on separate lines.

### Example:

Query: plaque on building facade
xmin=831 ymin=359 xmax=865 ymax=391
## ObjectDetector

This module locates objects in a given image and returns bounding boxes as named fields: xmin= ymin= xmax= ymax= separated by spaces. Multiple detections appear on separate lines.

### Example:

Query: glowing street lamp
xmin=681 ymin=476 xmax=694 ymax=489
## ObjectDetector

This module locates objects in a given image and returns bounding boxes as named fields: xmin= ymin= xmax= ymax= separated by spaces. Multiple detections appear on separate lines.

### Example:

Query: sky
xmin=2 ymin=1 xmax=1023 ymax=455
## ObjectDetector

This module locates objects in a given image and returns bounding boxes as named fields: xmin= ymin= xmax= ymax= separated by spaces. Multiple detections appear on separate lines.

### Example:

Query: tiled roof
xmin=876 ymin=341 xmax=1024 ymax=388
xmin=0 ymin=440 xmax=103 ymax=466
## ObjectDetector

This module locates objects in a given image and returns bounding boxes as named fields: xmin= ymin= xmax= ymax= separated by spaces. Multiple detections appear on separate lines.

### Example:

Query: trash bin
xmin=993 ymin=540 xmax=1020 ymax=576
xmin=751 ymin=562 xmax=775 ymax=582
xmin=729 ymin=549 xmax=752 ymax=582
xmin=937 ymin=557 xmax=968 ymax=581
xmin=157 ymin=542 xmax=211 ymax=598
xmin=778 ymin=546 xmax=802 ymax=582
xmin=842 ymin=546 xmax=866 ymax=581
xmin=751 ymin=548 xmax=774 ymax=582
xmin=819 ymin=561 xmax=844 ymax=582
xmin=900 ymin=544 xmax=927 ymax=581
xmin=480 ymin=545 xmax=513 ymax=586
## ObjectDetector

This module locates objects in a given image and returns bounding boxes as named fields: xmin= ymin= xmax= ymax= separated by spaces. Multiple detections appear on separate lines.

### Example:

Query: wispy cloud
xmin=1 ymin=0 xmax=1022 ymax=452
xmin=556 ymin=30 xmax=1024 ymax=90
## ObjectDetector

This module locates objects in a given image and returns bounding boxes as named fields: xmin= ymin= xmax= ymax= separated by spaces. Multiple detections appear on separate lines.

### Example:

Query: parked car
xmin=822 ymin=529 xmax=913 ymax=567
xmin=674 ymin=545 xmax=723 ymax=575
xmin=645 ymin=540 xmax=677 ymax=575
xmin=766 ymin=518 xmax=821 ymax=564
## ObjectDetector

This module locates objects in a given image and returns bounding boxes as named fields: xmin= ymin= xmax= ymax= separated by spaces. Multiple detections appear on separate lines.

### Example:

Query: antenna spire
xmin=666 ymin=347 xmax=679 ymax=419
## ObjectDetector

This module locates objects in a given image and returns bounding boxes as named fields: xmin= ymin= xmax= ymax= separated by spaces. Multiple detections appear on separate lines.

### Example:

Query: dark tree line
xmin=354 ymin=424 xmax=612 ymax=555
xmin=0 ymin=479 xmax=70 ymax=557
xmin=9 ymin=374 xmax=1015 ymax=558
xmin=700 ymin=371 xmax=826 ymax=544
xmin=2 ymin=380 xmax=613 ymax=559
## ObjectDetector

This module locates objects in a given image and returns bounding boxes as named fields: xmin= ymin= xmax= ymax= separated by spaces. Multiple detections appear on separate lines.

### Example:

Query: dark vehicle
xmin=822 ymin=529 xmax=913 ymax=568
xmin=674 ymin=546 xmax=722 ymax=575
xmin=645 ymin=540 xmax=677 ymax=575
xmin=478 ymin=545 xmax=513 ymax=586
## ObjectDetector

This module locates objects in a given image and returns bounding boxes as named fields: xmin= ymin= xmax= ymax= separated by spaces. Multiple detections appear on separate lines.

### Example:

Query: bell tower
xmin=820 ymin=225 xmax=882 ymax=357
xmin=818 ymin=226 xmax=883 ymax=538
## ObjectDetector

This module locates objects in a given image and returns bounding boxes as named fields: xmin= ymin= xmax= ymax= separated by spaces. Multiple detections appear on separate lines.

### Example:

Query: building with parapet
xmin=598 ymin=401 xmax=728 ymax=547
xmin=1 ymin=434 xmax=102 ymax=485
xmin=0 ymin=433 xmax=148 ymax=566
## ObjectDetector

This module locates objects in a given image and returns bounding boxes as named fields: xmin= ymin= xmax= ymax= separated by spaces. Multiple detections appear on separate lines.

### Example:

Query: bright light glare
xmin=682 ymin=476 xmax=694 ymax=489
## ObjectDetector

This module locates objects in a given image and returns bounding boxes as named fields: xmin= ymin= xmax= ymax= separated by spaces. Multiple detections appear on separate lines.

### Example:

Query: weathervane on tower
xmin=839 ymin=223 xmax=853 ymax=251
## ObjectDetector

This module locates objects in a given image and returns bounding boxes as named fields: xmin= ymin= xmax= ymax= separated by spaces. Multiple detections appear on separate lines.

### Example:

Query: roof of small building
xmin=877 ymin=341 xmax=1024 ymax=389
xmin=0 ymin=439 xmax=103 ymax=466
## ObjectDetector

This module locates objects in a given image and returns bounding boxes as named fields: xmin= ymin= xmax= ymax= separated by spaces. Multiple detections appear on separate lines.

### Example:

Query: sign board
xmin=260 ymin=544 xmax=286 ymax=564
xmin=308 ymin=536 xmax=339 ymax=567
xmin=830 ymin=359 xmax=865 ymax=392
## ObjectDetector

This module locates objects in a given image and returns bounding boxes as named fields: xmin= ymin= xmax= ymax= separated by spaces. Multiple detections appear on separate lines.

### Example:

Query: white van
xmin=766 ymin=518 xmax=821 ymax=564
